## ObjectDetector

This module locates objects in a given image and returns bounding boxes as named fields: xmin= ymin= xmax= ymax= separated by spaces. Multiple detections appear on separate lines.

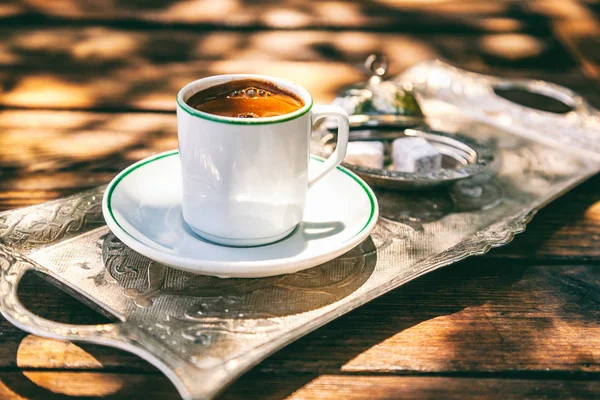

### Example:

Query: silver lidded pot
xmin=334 ymin=53 xmax=425 ymax=129
xmin=317 ymin=54 xmax=494 ymax=190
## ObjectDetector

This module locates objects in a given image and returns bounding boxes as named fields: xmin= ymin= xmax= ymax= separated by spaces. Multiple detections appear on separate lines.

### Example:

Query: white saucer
xmin=102 ymin=150 xmax=379 ymax=278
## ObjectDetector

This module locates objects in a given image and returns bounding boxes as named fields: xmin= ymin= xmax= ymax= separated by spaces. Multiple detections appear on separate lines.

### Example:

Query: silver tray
xmin=2 ymin=61 xmax=600 ymax=400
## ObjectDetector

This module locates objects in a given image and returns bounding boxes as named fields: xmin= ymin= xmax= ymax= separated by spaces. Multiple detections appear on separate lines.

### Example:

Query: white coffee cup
xmin=176 ymin=74 xmax=349 ymax=247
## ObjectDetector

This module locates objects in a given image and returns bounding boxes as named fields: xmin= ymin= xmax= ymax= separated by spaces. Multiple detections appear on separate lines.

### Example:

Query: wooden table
xmin=1 ymin=1 xmax=599 ymax=398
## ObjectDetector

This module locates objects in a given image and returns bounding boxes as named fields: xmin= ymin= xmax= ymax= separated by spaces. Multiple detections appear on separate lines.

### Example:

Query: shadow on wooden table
xmin=219 ymin=258 xmax=528 ymax=399
xmin=493 ymin=174 xmax=600 ymax=261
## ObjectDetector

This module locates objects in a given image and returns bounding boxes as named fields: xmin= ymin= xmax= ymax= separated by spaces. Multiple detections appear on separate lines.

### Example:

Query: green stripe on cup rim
xmin=176 ymin=95 xmax=313 ymax=125
xmin=105 ymin=150 xmax=377 ymax=243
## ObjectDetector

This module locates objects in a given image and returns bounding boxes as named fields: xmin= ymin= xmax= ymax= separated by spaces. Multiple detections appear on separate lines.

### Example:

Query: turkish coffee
xmin=186 ymin=79 xmax=305 ymax=119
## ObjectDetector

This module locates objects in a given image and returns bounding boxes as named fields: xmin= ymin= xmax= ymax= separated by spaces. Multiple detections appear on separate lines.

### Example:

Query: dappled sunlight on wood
xmin=12 ymin=0 xmax=542 ymax=33
xmin=529 ymin=0 xmax=599 ymax=80
xmin=14 ymin=29 xmax=69 ymax=50
xmin=226 ymin=31 xmax=437 ymax=69
xmin=527 ymin=0 xmax=590 ymax=19
xmin=22 ymin=371 xmax=123 ymax=397
xmin=102 ymin=113 xmax=175 ymax=133
xmin=0 ymin=3 xmax=22 ymax=17
xmin=373 ymin=0 xmax=506 ymax=14
xmin=479 ymin=18 xmax=522 ymax=32
xmin=17 ymin=335 xmax=103 ymax=369
xmin=0 ymin=110 xmax=121 ymax=130
xmin=133 ymin=93 xmax=176 ymax=109
xmin=0 ymin=129 xmax=144 ymax=169
xmin=35 ymin=130 xmax=144 ymax=160
xmin=11 ymin=27 xmax=141 ymax=61
xmin=0 ymin=42 xmax=20 ymax=64
xmin=72 ymin=29 xmax=139 ymax=60
xmin=243 ymin=31 xmax=337 ymax=61
xmin=2 ymin=27 xmax=566 ymax=67
xmin=0 ymin=110 xmax=174 ymax=133
xmin=159 ymin=0 xmax=239 ymax=23
xmin=315 ymin=2 xmax=365 ymax=25
xmin=0 ymin=379 xmax=23 ymax=400
xmin=6 ymin=25 xmax=496 ymax=109
xmin=0 ymin=110 xmax=177 ymax=191
xmin=23 ymin=0 xmax=88 ymax=17
xmin=342 ymin=309 xmax=491 ymax=372
xmin=194 ymin=32 xmax=241 ymax=58
xmin=331 ymin=32 xmax=379 ymax=54
xmin=342 ymin=269 xmax=600 ymax=372
xmin=2 ymin=172 xmax=115 ymax=190
xmin=373 ymin=0 xmax=453 ymax=6
xmin=0 ymin=189 xmax=73 ymax=207
xmin=507 ymin=198 xmax=600 ymax=259
xmin=0 ymin=110 xmax=177 ymax=176
xmin=343 ymin=303 xmax=600 ymax=372
xmin=480 ymin=34 xmax=545 ymax=60
xmin=262 ymin=8 xmax=312 ymax=28
xmin=583 ymin=200 xmax=600 ymax=223
xmin=286 ymin=374 xmax=600 ymax=399
xmin=2 ymin=75 xmax=93 ymax=108
xmin=9 ymin=335 xmax=138 ymax=398
xmin=0 ymin=24 xmax=581 ymax=110
xmin=374 ymin=36 xmax=437 ymax=69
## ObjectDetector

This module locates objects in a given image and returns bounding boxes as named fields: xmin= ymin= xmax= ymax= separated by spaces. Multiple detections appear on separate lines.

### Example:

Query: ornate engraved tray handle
xmin=2 ymin=61 xmax=600 ymax=400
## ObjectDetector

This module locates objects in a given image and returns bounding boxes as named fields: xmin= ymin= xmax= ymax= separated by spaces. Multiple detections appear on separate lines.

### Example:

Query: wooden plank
xmin=491 ymin=175 xmax=600 ymax=260
xmin=257 ymin=262 xmax=600 ymax=375
xmin=0 ymin=111 xmax=177 ymax=209
xmin=527 ymin=0 xmax=600 ymax=80
xmin=281 ymin=375 xmax=600 ymax=400
xmin=0 ymin=371 xmax=177 ymax=399
xmin=0 ymin=371 xmax=598 ymax=400
xmin=0 ymin=28 xmax=583 ymax=110
xmin=1 ymin=0 xmax=552 ymax=34
xmin=3 ymin=263 xmax=599 ymax=375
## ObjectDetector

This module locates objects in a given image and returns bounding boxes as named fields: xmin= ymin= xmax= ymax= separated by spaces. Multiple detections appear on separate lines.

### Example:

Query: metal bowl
xmin=315 ymin=126 xmax=495 ymax=190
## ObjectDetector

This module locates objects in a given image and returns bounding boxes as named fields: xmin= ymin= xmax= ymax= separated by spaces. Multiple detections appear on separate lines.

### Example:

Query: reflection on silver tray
xmin=348 ymin=114 xmax=425 ymax=128
xmin=1 ymin=60 xmax=600 ymax=400
xmin=317 ymin=126 xmax=494 ymax=190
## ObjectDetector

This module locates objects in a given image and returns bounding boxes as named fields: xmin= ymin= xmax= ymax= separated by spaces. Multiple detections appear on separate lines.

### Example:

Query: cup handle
xmin=308 ymin=105 xmax=349 ymax=188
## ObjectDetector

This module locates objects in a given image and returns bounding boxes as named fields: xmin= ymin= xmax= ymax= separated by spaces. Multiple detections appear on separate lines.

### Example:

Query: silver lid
xmin=332 ymin=53 xmax=423 ymax=118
